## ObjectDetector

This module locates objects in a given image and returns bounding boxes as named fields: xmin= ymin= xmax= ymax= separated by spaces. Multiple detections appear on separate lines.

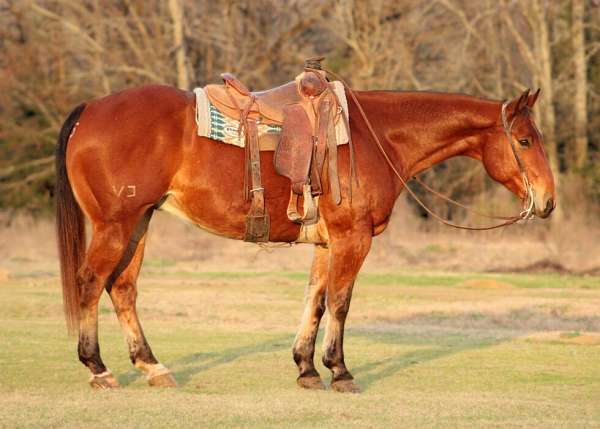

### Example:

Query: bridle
xmin=501 ymin=101 xmax=535 ymax=221
xmin=309 ymin=65 xmax=536 ymax=230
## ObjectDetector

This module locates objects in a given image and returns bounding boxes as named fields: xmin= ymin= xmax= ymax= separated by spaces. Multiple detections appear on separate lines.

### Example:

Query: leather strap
xmin=243 ymin=118 xmax=269 ymax=242
xmin=326 ymin=98 xmax=341 ymax=205
xmin=335 ymin=91 xmax=357 ymax=201
xmin=315 ymin=65 xmax=531 ymax=231
xmin=312 ymin=95 xmax=331 ymax=194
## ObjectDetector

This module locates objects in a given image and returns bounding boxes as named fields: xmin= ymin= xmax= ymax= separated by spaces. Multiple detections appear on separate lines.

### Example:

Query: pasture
xmin=1 ymin=263 xmax=599 ymax=428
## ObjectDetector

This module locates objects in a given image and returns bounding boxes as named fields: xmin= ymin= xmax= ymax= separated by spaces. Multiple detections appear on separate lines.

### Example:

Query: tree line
xmin=0 ymin=0 xmax=598 ymax=219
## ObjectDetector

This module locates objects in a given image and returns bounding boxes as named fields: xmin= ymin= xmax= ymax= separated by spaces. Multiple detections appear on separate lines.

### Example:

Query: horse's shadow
xmin=349 ymin=330 xmax=502 ymax=391
xmin=117 ymin=330 xmax=503 ymax=389
xmin=118 ymin=334 xmax=293 ymax=387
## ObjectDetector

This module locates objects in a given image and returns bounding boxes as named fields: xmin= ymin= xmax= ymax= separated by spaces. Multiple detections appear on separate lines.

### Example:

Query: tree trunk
xmin=168 ymin=0 xmax=189 ymax=89
xmin=520 ymin=0 xmax=563 ymax=221
xmin=531 ymin=0 xmax=558 ymax=175
xmin=571 ymin=0 xmax=588 ymax=170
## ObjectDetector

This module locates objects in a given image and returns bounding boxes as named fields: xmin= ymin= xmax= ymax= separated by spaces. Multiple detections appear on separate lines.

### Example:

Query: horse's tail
xmin=55 ymin=103 xmax=87 ymax=335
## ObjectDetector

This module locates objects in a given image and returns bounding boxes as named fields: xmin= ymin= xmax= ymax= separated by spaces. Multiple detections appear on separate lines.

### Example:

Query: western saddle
xmin=203 ymin=58 xmax=351 ymax=242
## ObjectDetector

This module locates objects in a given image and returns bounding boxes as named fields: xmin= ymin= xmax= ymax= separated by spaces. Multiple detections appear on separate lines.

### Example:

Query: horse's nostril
xmin=545 ymin=198 xmax=555 ymax=214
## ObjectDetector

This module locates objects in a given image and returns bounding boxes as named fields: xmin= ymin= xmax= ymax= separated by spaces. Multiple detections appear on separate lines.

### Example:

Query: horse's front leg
xmin=321 ymin=229 xmax=372 ymax=393
xmin=292 ymin=244 xmax=329 ymax=390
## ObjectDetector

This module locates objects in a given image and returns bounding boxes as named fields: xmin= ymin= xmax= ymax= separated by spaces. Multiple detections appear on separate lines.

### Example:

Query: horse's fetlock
xmin=129 ymin=338 xmax=158 ymax=367
xmin=78 ymin=339 xmax=98 ymax=361
xmin=293 ymin=341 xmax=314 ymax=365
xmin=78 ymin=343 xmax=106 ymax=373
xmin=293 ymin=350 xmax=303 ymax=365
xmin=332 ymin=370 xmax=354 ymax=382
xmin=299 ymin=368 xmax=320 ymax=378
xmin=322 ymin=352 xmax=336 ymax=369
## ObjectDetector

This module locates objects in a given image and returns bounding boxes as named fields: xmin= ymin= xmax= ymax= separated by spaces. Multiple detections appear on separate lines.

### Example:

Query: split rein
xmin=309 ymin=66 xmax=536 ymax=231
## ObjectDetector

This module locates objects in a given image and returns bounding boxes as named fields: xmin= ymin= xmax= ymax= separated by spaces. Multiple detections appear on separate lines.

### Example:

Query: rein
xmin=309 ymin=65 xmax=535 ymax=231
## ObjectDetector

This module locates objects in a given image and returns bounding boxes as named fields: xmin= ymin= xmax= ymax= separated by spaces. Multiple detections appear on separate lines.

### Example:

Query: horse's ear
xmin=527 ymin=88 xmax=541 ymax=108
xmin=507 ymin=88 xmax=530 ymax=118
xmin=516 ymin=88 xmax=530 ymax=112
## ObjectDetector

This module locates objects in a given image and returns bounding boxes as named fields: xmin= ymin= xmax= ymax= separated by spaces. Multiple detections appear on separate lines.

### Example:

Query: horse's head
xmin=481 ymin=89 xmax=556 ymax=219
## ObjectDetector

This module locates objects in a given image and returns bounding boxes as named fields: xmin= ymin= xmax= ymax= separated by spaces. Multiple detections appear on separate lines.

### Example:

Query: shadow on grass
xmin=117 ymin=329 xmax=502 ymax=389
xmin=117 ymin=335 xmax=295 ymax=387
xmin=172 ymin=335 xmax=293 ymax=386
xmin=350 ymin=331 xmax=501 ymax=391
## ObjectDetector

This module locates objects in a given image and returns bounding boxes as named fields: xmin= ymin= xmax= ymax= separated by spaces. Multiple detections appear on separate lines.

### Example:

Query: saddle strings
xmin=308 ymin=65 xmax=533 ymax=231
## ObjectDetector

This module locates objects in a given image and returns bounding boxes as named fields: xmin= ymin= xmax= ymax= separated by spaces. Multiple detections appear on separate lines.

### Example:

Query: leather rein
xmin=310 ymin=66 xmax=535 ymax=231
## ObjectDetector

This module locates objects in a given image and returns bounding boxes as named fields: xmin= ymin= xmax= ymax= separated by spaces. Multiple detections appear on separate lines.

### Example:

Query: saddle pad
xmin=194 ymin=90 xmax=281 ymax=147
xmin=193 ymin=83 xmax=350 ymax=150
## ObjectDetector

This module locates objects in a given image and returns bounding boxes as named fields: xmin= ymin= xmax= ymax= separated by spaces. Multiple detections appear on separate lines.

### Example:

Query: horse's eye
xmin=518 ymin=138 xmax=531 ymax=147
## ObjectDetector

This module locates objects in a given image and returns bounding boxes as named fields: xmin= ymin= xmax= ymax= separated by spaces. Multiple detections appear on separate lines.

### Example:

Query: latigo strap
xmin=243 ymin=118 xmax=270 ymax=242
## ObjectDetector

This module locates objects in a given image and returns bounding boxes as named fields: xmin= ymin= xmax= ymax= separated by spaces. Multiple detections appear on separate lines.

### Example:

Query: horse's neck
xmin=357 ymin=91 xmax=501 ymax=177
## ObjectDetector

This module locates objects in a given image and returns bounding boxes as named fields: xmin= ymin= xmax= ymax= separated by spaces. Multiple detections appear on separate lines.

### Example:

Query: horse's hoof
xmin=148 ymin=372 xmax=177 ymax=388
xmin=89 ymin=371 xmax=120 ymax=390
xmin=297 ymin=375 xmax=326 ymax=390
xmin=331 ymin=379 xmax=361 ymax=393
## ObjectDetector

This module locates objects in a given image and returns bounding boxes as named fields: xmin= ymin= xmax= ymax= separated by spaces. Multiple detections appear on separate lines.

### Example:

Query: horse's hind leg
xmin=108 ymin=235 xmax=177 ymax=387
xmin=77 ymin=221 xmax=137 ymax=389
xmin=292 ymin=244 xmax=328 ymax=390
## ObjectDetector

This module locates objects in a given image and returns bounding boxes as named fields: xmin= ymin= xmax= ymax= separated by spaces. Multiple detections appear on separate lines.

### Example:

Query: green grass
xmin=145 ymin=269 xmax=600 ymax=290
xmin=1 ymin=270 xmax=599 ymax=428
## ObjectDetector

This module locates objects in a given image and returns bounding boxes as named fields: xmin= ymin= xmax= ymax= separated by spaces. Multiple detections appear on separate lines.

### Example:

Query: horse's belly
xmin=158 ymin=189 xmax=314 ymax=243
xmin=158 ymin=192 xmax=244 ymax=239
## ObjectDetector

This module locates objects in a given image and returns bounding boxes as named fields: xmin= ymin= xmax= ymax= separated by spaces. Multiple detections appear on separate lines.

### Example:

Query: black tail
xmin=55 ymin=103 xmax=87 ymax=335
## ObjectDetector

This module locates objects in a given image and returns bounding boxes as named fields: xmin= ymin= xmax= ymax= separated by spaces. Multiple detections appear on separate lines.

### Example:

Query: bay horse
xmin=55 ymin=84 xmax=555 ymax=392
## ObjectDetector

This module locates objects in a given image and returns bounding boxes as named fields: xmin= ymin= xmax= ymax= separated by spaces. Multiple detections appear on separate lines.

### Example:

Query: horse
xmin=55 ymin=83 xmax=555 ymax=392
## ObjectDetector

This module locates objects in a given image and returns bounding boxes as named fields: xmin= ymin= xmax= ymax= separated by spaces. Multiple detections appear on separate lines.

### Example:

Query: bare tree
xmin=501 ymin=0 xmax=559 ymax=175
xmin=168 ymin=0 xmax=190 ymax=89
xmin=1 ymin=0 xmax=599 ymax=214
xmin=571 ymin=0 xmax=588 ymax=170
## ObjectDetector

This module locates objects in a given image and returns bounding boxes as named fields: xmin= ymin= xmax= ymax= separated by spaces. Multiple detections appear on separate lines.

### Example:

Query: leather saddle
xmin=205 ymin=77 xmax=299 ymax=125
xmin=203 ymin=58 xmax=350 ymax=243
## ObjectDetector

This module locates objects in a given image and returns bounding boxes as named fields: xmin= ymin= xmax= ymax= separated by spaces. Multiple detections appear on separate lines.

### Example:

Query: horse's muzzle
xmin=535 ymin=194 xmax=555 ymax=219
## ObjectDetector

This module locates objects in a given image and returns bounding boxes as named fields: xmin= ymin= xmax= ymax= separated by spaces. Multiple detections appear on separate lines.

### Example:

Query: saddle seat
xmin=204 ymin=72 xmax=327 ymax=126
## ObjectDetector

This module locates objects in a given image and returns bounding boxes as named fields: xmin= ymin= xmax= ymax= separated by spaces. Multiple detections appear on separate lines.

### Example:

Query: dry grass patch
xmin=461 ymin=278 xmax=514 ymax=289
xmin=524 ymin=331 xmax=600 ymax=346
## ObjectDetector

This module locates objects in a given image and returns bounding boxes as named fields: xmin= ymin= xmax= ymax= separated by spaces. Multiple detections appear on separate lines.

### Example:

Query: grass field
xmin=1 ymin=264 xmax=600 ymax=428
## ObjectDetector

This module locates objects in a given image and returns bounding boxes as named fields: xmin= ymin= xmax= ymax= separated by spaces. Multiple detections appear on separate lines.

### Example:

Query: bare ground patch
xmin=523 ymin=331 xmax=600 ymax=346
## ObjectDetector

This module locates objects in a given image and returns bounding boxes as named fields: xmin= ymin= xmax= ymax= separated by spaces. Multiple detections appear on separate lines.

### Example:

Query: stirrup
xmin=286 ymin=184 xmax=318 ymax=225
